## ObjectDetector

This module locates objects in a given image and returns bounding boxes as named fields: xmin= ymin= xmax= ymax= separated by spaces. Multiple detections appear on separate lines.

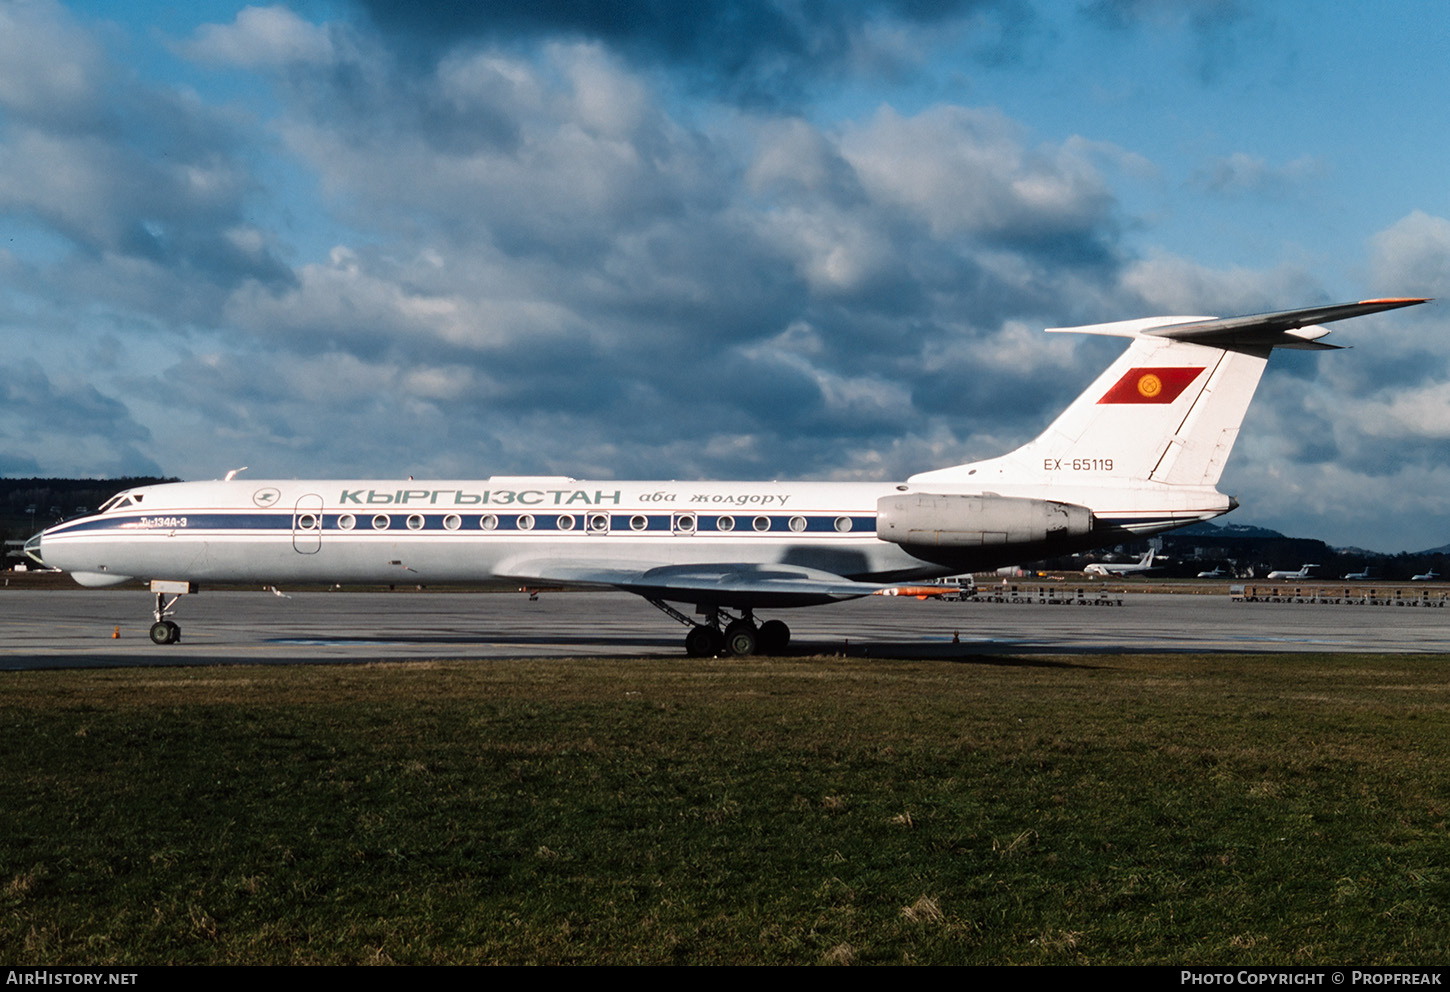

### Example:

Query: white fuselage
xmin=32 ymin=474 xmax=1230 ymax=596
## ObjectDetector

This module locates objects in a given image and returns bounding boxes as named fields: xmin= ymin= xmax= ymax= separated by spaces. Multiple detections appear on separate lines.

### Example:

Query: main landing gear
xmin=146 ymin=580 xmax=196 ymax=645
xmin=648 ymin=599 xmax=790 ymax=657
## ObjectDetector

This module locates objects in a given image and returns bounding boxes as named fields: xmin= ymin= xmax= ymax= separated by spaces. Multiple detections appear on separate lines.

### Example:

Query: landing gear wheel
xmin=685 ymin=625 xmax=723 ymax=658
xmin=685 ymin=625 xmax=709 ymax=657
xmin=149 ymin=621 xmax=180 ymax=645
xmin=757 ymin=619 xmax=790 ymax=655
xmin=723 ymin=619 xmax=757 ymax=657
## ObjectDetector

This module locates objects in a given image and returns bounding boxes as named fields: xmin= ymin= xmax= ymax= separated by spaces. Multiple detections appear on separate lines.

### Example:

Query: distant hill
xmin=1174 ymin=521 xmax=1288 ymax=539
xmin=1063 ymin=518 xmax=1450 ymax=582
xmin=1180 ymin=521 xmax=1450 ymax=560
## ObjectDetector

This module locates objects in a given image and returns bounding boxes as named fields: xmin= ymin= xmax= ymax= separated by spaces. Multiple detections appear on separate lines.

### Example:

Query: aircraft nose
xmin=23 ymin=530 xmax=44 ymax=565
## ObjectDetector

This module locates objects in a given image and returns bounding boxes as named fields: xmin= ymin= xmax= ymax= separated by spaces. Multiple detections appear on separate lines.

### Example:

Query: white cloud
xmin=0 ymin=0 xmax=106 ymax=125
xmin=840 ymin=105 xmax=1114 ymax=242
xmin=755 ymin=204 xmax=896 ymax=295
xmin=1319 ymin=381 xmax=1450 ymax=442
xmin=1370 ymin=210 xmax=1450 ymax=300
xmin=1117 ymin=252 xmax=1320 ymax=315
xmin=183 ymin=5 xmax=337 ymax=68
xmin=746 ymin=117 xmax=857 ymax=198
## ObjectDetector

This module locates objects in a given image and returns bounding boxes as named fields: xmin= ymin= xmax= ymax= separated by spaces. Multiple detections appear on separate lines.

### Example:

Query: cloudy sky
xmin=1 ymin=0 xmax=1447 ymax=551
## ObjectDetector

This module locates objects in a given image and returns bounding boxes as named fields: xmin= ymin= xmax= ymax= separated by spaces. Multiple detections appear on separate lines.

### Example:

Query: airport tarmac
xmin=3 ymin=586 xmax=1449 ymax=669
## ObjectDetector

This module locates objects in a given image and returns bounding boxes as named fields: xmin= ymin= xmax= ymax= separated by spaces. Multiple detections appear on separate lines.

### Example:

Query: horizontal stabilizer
xmin=1048 ymin=298 xmax=1427 ymax=349
xmin=1147 ymin=298 xmax=1427 ymax=348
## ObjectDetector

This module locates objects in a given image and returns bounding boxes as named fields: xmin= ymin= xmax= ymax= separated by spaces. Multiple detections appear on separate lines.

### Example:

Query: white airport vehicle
xmin=1085 ymin=548 xmax=1160 ymax=577
xmin=26 ymin=298 xmax=1426 ymax=655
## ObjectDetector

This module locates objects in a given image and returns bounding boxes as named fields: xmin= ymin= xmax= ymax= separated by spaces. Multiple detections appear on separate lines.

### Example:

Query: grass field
xmin=2 ymin=652 xmax=1447 ymax=965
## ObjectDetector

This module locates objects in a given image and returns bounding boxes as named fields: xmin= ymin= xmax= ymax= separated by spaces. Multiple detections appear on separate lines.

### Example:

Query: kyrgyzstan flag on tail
xmin=1097 ymin=367 xmax=1205 ymax=404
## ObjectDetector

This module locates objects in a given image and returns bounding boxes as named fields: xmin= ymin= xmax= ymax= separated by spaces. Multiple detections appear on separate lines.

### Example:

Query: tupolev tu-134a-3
xmin=27 ymin=298 xmax=1426 ymax=656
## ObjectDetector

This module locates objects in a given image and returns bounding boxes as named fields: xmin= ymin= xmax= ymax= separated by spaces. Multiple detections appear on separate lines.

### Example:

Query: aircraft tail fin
xmin=911 ymin=299 xmax=1426 ymax=490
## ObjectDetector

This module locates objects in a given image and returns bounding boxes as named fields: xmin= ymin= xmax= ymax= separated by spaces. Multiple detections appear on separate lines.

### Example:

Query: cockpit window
xmin=99 ymin=493 xmax=141 ymax=512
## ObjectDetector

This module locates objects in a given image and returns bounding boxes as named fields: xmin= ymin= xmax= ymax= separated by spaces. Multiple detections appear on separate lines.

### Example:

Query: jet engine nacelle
xmin=876 ymin=492 xmax=1094 ymax=548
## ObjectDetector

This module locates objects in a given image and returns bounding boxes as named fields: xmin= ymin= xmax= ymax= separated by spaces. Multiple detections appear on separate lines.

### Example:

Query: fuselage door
xmin=292 ymin=494 xmax=324 ymax=554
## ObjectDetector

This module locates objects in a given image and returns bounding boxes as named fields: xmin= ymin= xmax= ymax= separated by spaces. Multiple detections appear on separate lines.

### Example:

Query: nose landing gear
xmin=145 ymin=580 xmax=196 ymax=645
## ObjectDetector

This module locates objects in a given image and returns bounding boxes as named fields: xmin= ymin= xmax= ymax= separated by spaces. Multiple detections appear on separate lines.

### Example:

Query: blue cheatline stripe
xmin=50 ymin=512 xmax=288 ymax=535
xmin=52 ymin=510 xmax=880 ymax=536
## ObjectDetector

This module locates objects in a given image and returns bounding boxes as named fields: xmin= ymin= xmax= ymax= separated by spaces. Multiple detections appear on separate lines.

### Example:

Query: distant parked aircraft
xmin=1085 ymin=548 xmax=1160 ymax=576
xmin=1266 ymin=564 xmax=1319 ymax=580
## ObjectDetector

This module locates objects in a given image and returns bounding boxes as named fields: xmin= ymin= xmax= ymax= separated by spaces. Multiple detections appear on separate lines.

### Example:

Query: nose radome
xmin=23 ymin=530 xmax=44 ymax=565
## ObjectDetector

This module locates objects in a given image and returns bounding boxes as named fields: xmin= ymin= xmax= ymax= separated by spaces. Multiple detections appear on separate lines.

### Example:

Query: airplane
xmin=1196 ymin=566 xmax=1229 ymax=578
xmin=1084 ymin=548 xmax=1159 ymax=577
xmin=1265 ymin=564 xmax=1319 ymax=580
xmin=25 ymin=298 xmax=1426 ymax=656
xmin=1343 ymin=568 xmax=1371 ymax=580
xmin=1412 ymin=569 xmax=1439 ymax=581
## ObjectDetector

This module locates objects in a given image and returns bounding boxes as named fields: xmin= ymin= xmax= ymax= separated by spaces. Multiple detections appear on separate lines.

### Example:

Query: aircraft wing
xmin=498 ymin=559 xmax=888 ymax=607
